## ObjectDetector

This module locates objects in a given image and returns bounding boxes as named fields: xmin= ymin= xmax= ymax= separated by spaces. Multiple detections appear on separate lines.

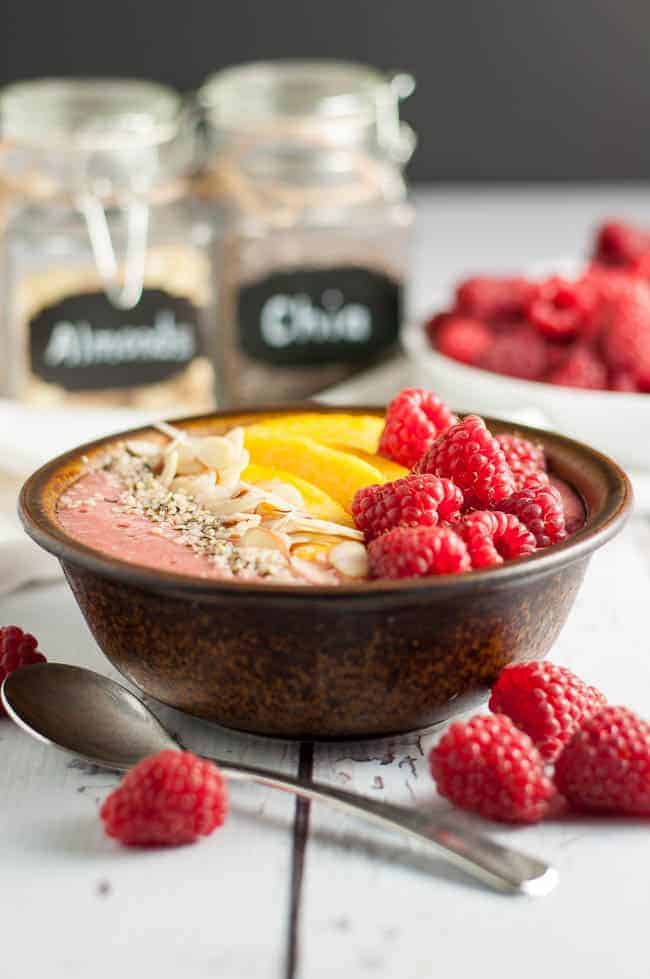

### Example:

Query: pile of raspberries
xmin=431 ymin=660 xmax=650 ymax=824
xmin=427 ymin=218 xmax=650 ymax=392
xmin=354 ymin=387 xmax=573 ymax=580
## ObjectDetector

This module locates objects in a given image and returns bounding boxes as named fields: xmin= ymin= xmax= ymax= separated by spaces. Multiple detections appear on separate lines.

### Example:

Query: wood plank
xmin=0 ymin=582 xmax=299 ymax=979
xmin=297 ymin=523 xmax=650 ymax=979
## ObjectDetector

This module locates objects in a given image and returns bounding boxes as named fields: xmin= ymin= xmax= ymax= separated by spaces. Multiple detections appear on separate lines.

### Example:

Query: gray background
xmin=2 ymin=0 xmax=649 ymax=182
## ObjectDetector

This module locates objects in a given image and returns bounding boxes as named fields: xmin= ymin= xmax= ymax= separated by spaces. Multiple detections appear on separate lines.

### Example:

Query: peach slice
xmin=244 ymin=413 xmax=384 ymax=454
xmin=242 ymin=462 xmax=353 ymax=525
xmin=331 ymin=446 xmax=408 ymax=482
xmin=243 ymin=432 xmax=383 ymax=511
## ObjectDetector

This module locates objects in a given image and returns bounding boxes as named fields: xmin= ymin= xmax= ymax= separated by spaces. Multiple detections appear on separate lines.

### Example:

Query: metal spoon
xmin=1 ymin=663 xmax=558 ymax=896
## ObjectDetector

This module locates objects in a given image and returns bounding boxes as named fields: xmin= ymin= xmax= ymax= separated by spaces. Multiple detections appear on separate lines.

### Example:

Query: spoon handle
xmin=213 ymin=757 xmax=558 ymax=896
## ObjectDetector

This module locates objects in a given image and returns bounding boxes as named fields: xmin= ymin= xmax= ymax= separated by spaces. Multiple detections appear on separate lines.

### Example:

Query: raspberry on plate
xmin=496 ymin=433 xmax=546 ymax=490
xmin=418 ymin=414 xmax=516 ymax=508
xmin=600 ymin=282 xmax=650 ymax=382
xmin=0 ymin=626 xmax=46 ymax=715
xmin=455 ymin=276 xmax=535 ymax=320
xmin=454 ymin=510 xmax=536 ymax=568
xmin=100 ymin=749 xmax=228 ymax=846
xmin=435 ymin=316 xmax=493 ymax=365
xmin=478 ymin=324 xmax=550 ymax=381
xmin=498 ymin=481 xmax=567 ymax=548
xmin=546 ymin=345 xmax=608 ymax=390
xmin=527 ymin=276 xmax=591 ymax=341
xmin=352 ymin=474 xmax=463 ymax=542
xmin=378 ymin=388 xmax=458 ymax=469
xmin=489 ymin=661 xmax=607 ymax=761
xmin=593 ymin=220 xmax=650 ymax=267
xmin=429 ymin=713 xmax=555 ymax=823
xmin=367 ymin=525 xmax=470 ymax=579
xmin=555 ymin=706 xmax=650 ymax=815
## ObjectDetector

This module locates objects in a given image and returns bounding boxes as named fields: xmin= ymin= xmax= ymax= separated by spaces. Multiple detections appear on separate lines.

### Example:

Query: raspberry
xmin=489 ymin=661 xmax=607 ymax=761
xmin=555 ymin=706 xmax=650 ymax=815
xmin=100 ymin=750 xmax=228 ymax=846
xmin=527 ymin=276 xmax=591 ymax=340
xmin=479 ymin=325 xmax=549 ymax=380
xmin=454 ymin=510 xmax=536 ymax=568
xmin=378 ymin=388 xmax=458 ymax=469
xmin=496 ymin=433 xmax=546 ymax=490
xmin=600 ymin=283 xmax=650 ymax=382
xmin=0 ymin=626 xmax=46 ymax=715
xmin=418 ymin=415 xmax=515 ymax=508
xmin=435 ymin=316 xmax=493 ymax=365
xmin=352 ymin=474 xmax=463 ymax=542
xmin=546 ymin=345 xmax=608 ymax=390
xmin=593 ymin=220 xmax=650 ymax=267
xmin=609 ymin=370 xmax=639 ymax=392
xmin=499 ymin=481 xmax=567 ymax=548
xmin=367 ymin=525 xmax=470 ymax=579
xmin=429 ymin=713 xmax=555 ymax=823
xmin=455 ymin=276 xmax=535 ymax=320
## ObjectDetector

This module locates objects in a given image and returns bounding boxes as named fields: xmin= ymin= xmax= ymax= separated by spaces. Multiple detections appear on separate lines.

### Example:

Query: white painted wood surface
xmin=3 ymin=186 xmax=650 ymax=979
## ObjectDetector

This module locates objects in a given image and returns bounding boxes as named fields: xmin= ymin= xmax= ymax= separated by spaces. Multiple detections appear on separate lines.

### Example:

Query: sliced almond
xmin=255 ymin=479 xmax=304 ymax=509
xmin=193 ymin=435 xmax=236 ymax=472
xmin=125 ymin=439 xmax=162 ymax=459
xmin=273 ymin=513 xmax=364 ymax=541
xmin=239 ymin=526 xmax=290 ymax=554
xmin=159 ymin=449 xmax=179 ymax=487
xmin=225 ymin=426 xmax=245 ymax=454
xmin=329 ymin=541 xmax=369 ymax=579
xmin=290 ymin=556 xmax=339 ymax=585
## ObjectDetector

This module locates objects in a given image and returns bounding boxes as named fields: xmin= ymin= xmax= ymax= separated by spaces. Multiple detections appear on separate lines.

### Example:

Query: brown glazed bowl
xmin=19 ymin=405 xmax=632 ymax=740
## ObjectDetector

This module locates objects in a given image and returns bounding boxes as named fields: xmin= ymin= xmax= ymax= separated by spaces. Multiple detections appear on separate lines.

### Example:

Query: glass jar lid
xmin=199 ymin=60 xmax=416 ymax=165
xmin=0 ymin=78 xmax=193 ymax=309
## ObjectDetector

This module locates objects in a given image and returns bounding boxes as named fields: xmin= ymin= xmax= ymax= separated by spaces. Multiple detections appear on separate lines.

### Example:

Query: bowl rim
xmin=19 ymin=403 xmax=633 ymax=600
xmin=402 ymin=320 xmax=650 ymax=405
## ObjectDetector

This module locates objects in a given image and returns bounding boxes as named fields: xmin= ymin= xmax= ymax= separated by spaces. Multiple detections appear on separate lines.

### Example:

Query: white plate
xmin=402 ymin=320 xmax=650 ymax=471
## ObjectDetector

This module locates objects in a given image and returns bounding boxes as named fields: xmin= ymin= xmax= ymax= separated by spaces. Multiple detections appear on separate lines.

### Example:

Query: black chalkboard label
xmin=237 ymin=266 xmax=401 ymax=366
xmin=29 ymin=289 xmax=202 ymax=391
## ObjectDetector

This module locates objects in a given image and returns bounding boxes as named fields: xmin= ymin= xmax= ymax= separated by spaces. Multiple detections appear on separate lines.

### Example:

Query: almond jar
xmin=198 ymin=61 xmax=416 ymax=405
xmin=0 ymin=79 xmax=217 ymax=410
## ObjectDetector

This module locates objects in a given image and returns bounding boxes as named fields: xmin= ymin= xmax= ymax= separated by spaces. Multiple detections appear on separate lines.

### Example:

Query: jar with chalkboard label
xmin=198 ymin=61 xmax=415 ymax=405
xmin=0 ymin=78 xmax=217 ymax=410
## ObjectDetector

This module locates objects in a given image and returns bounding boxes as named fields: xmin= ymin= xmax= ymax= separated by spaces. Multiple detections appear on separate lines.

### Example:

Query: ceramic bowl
xmin=402 ymin=321 xmax=650 ymax=471
xmin=19 ymin=405 xmax=632 ymax=740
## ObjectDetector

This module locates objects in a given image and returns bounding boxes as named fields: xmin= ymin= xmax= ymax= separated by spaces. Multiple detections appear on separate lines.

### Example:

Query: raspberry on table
xmin=367 ymin=525 xmax=471 ymax=579
xmin=0 ymin=626 xmax=46 ymax=715
xmin=546 ymin=345 xmax=608 ymax=390
xmin=479 ymin=325 xmax=550 ymax=381
xmin=100 ymin=749 xmax=228 ymax=846
xmin=496 ymin=433 xmax=546 ymax=490
xmin=454 ymin=510 xmax=536 ymax=568
xmin=593 ymin=220 xmax=650 ymax=267
xmin=352 ymin=474 xmax=463 ymax=542
xmin=455 ymin=276 xmax=535 ymax=320
xmin=418 ymin=414 xmax=516 ymax=508
xmin=498 ymin=480 xmax=567 ymax=548
xmin=554 ymin=706 xmax=650 ymax=815
xmin=378 ymin=388 xmax=458 ymax=469
xmin=435 ymin=316 xmax=493 ymax=365
xmin=489 ymin=661 xmax=607 ymax=761
xmin=527 ymin=276 xmax=591 ymax=340
xmin=429 ymin=713 xmax=555 ymax=824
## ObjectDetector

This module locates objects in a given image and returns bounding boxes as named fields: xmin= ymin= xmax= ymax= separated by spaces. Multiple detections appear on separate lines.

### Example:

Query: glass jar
xmin=198 ymin=61 xmax=415 ymax=406
xmin=0 ymin=78 xmax=218 ymax=411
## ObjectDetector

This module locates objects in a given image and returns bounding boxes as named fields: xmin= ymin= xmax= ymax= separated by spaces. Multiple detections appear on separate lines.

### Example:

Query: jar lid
xmin=199 ymin=60 xmax=415 ymax=165
xmin=0 ymin=78 xmax=182 ymax=151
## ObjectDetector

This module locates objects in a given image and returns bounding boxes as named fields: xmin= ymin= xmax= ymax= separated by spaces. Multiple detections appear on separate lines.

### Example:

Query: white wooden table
xmin=3 ymin=186 xmax=650 ymax=979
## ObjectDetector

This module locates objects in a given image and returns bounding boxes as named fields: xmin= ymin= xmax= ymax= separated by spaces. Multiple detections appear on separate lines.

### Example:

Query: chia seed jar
xmin=198 ymin=60 xmax=415 ymax=406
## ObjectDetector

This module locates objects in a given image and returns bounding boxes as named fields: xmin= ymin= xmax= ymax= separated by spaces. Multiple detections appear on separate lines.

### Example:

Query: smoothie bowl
xmin=19 ymin=395 xmax=631 ymax=739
